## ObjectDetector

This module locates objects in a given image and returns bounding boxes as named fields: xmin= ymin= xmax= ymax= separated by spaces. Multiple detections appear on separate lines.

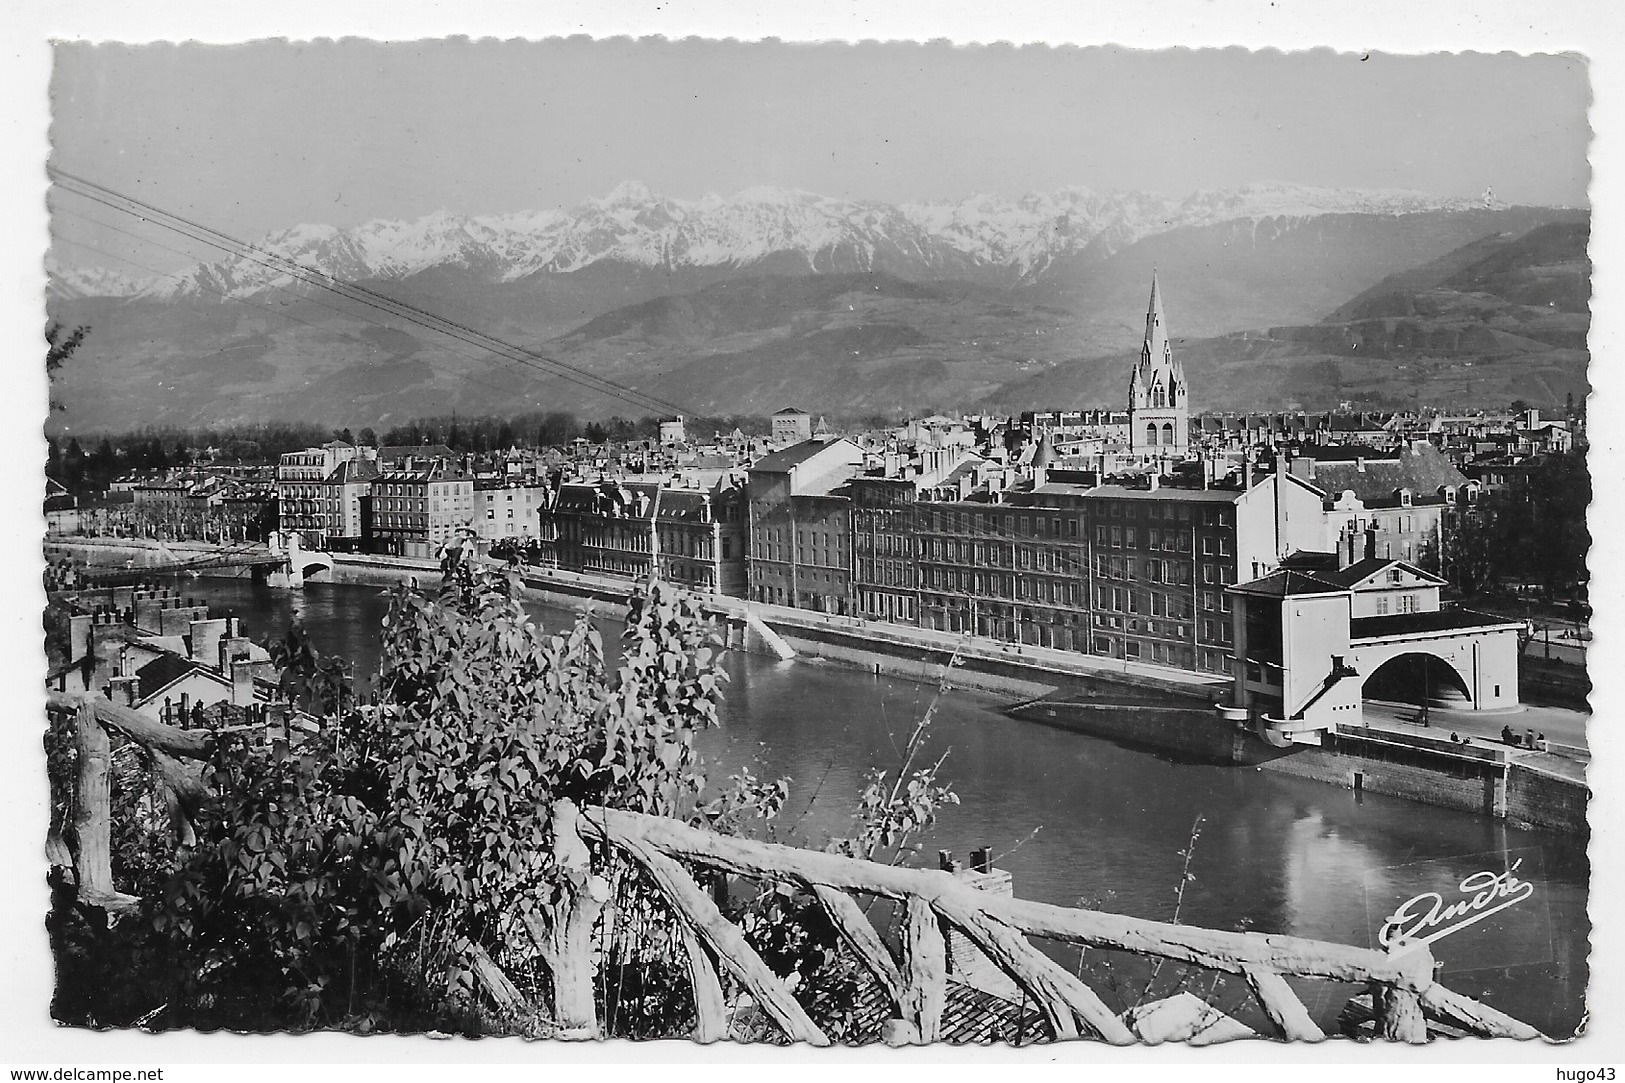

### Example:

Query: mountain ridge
xmin=51 ymin=181 xmax=1522 ymax=302
xmin=44 ymin=197 xmax=1588 ymax=432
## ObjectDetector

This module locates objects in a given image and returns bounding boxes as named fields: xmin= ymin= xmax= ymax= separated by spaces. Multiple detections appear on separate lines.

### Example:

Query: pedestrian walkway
xmin=1359 ymin=699 xmax=1589 ymax=783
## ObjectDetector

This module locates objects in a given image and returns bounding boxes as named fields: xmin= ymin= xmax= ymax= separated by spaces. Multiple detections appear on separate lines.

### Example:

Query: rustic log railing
xmin=46 ymin=691 xmax=1547 ymax=1044
xmin=562 ymin=801 xmax=1546 ymax=1045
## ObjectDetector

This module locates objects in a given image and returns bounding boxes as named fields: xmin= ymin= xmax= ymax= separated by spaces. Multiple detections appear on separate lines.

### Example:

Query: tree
xmin=145 ymin=565 xmax=728 ymax=1031
xmin=357 ymin=427 xmax=378 ymax=447
xmin=535 ymin=411 xmax=580 ymax=446
xmin=1442 ymin=506 xmax=1498 ymax=595
xmin=1528 ymin=451 xmax=1590 ymax=599
xmin=45 ymin=321 xmax=89 ymax=413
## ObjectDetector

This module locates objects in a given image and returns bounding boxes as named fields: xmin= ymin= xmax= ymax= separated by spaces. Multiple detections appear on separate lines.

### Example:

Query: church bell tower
xmin=1127 ymin=272 xmax=1189 ymax=461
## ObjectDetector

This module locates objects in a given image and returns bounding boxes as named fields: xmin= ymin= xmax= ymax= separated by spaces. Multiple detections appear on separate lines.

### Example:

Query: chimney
xmin=133 ymin=595 xmax=162 ymax=634
xmin=107 ymin=674 xmax=138 ymax=708
xmin=160 ymin=605 xmax=195 ymax=638
xmin=1147 ymin=472 xmax=1160 ymax=492
xmin=190 ymin=617 xmax=229 ymax=669
xmin=69 ymin=613 xmax=93 ymax=668
xmin=1357 ymin=456 xmax=1366 ymax=473
xmin=231 ymin=653 xmax=256 ymax=707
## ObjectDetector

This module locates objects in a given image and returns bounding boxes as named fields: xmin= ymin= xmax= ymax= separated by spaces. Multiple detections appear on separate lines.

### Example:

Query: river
xmin=180 ymin=575 xmax=1590 ymax=1038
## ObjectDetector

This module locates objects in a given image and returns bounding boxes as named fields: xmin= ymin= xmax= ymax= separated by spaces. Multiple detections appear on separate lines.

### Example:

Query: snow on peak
xmin=96 ymin=181 xmax=1520 ymax=298
xmin=598 ymin=180 xmax=655 ymax=207
xmin=46 ymin=261 xmax=157 ymax=299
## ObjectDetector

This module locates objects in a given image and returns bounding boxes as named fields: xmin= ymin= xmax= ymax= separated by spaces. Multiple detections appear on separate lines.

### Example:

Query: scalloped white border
xmin=4 ymin=1 xmax=1617 ymax=1072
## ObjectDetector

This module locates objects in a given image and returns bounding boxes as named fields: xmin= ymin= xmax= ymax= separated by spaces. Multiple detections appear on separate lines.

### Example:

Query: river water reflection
xmin=184 ymin=576 xmax=1590 ymax=1037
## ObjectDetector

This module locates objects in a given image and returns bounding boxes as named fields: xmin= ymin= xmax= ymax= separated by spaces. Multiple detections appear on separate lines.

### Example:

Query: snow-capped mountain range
xmin=52 ymin=181 xmax=1506 ymax=300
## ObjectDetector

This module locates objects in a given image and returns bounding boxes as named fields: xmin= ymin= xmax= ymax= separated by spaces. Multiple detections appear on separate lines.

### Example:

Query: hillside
xmin=44 ymin=185 xmax=1588 ymax=430
xmin=993 ymin=221 xmax=1591 ymax=414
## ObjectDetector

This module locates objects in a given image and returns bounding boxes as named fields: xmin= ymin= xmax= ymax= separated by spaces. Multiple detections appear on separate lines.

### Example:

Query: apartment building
xmin=369 ymin=464 xmax=474 ymax=559
xmin=745 ymin=438 xmax=864 ymax=610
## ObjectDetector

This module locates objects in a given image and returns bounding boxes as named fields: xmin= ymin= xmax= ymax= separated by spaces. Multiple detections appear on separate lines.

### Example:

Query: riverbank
xmin=1009 ymin=697 xmax=1587 ymax=835
xmin=44 ymin=534 xmax=1590 ymax=835
xmin=101 ymin=540 xmax=1222 ymax=704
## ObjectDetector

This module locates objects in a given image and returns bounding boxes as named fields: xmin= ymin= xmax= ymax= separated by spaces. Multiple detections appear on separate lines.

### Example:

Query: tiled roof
xmin=791 ymin=968 xmax=1049 ymax=1045
xmin=654 ymin=489 xmax=709 ymax=520
xmin=1229 ymin=569 xmax=1347 ymax=597
xmin=135 ymin=653 xmax=204 ymax=701
xmin=1318 ymin=557 xmax=1396 ymax=587
xmin=1306 ymin=445 xmax=1468 ymax=504
xmin=324 ymin=458 xmax=380 ymax=484
xmin=1319 ymin=557 xmax=1444 ymax=589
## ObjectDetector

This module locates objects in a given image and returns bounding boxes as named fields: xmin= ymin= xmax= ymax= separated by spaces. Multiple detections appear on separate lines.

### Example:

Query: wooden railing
xmin=555 ymin=801 xmax=1545 ymax=1045
xmin=46 ymin=691 xmax=1547 ymax=1044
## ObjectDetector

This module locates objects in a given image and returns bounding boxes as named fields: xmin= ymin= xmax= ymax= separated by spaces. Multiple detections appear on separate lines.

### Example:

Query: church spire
xmin=1126 ymin=271 xmax=1190 ymax=459
xmin=1143 ymin=270 xmax=1171 ymax=375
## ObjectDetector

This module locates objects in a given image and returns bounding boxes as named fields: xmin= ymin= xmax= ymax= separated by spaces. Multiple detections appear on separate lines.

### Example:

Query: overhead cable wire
xmin=49 ymin=167 xmax=697 ymax=418
xmin=52 ymin=229 xmax=574 ymax=410
xmin=50 ymin=169 xmax=689 ymax=416
xmin=51 ymin=174 xmax=687 ymax=416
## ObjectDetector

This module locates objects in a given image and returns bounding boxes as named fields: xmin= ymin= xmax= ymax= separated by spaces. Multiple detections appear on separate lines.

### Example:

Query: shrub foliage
xmin=53 ymin=561 xmax=957 ymax=1038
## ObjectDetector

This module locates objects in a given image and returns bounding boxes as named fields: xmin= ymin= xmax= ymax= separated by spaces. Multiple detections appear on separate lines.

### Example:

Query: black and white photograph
xmin=10 ymin=3 xmax=1621 ymax=1070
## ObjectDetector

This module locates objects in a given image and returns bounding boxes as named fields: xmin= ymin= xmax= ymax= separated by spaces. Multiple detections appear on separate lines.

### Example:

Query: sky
xmin=47 ymin=40 xmax=1592 ymax=275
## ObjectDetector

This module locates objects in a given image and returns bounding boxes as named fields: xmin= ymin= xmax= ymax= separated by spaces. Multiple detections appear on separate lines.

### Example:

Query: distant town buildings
xmin=746 ymin=437 xmax=865 ymax=611
xmin=45 ymin=272 xmax=1577 ymax=706
xmin=771 ymin=407 xmax=813 ymax=446
xmin=275 ymin=440 xmax=364 ymax=546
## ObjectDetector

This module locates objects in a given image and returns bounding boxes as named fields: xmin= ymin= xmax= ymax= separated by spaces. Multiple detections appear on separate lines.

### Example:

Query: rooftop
xmin=135 ymin=653 xmax=205 ymax=702
xmin=376 ymin=444 xmax=455 ymax=462
xmin=1298 ymin=444 xmax=1469 ymax=504
xmin=1228 ymin=569 xmax=1348 ymax=598
xmin=1319 ymin=557 xmax=1445 ymax=589
xmin=1350 ymin=608 xmax=1524 ymax=639
xmin=1087 ymin=483 xmax=1250 ymax=503
xmin=749 ymin=437 xmax=857 ymax=474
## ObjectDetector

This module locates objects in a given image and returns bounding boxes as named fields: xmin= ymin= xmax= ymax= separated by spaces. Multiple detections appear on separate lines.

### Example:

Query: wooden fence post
xmin=1374 ymin=939 xmax=1432 ymax=1043
xmin=896 ymin=894 xmax=947 ymax=1044
xmin=679 ymin=921 xmax=728 ymax=1043
xmin=526 ymin=799 xmax=611 ymax=1039
xmin=1243 ymin=964 xmax=1326 ymax=1042
xmin=72 ymin=699 xmax=115 ymax=902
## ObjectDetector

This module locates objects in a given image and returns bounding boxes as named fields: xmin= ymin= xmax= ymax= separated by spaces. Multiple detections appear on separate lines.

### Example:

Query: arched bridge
xmin=70 ymin=533 xmax=332 ymax=589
